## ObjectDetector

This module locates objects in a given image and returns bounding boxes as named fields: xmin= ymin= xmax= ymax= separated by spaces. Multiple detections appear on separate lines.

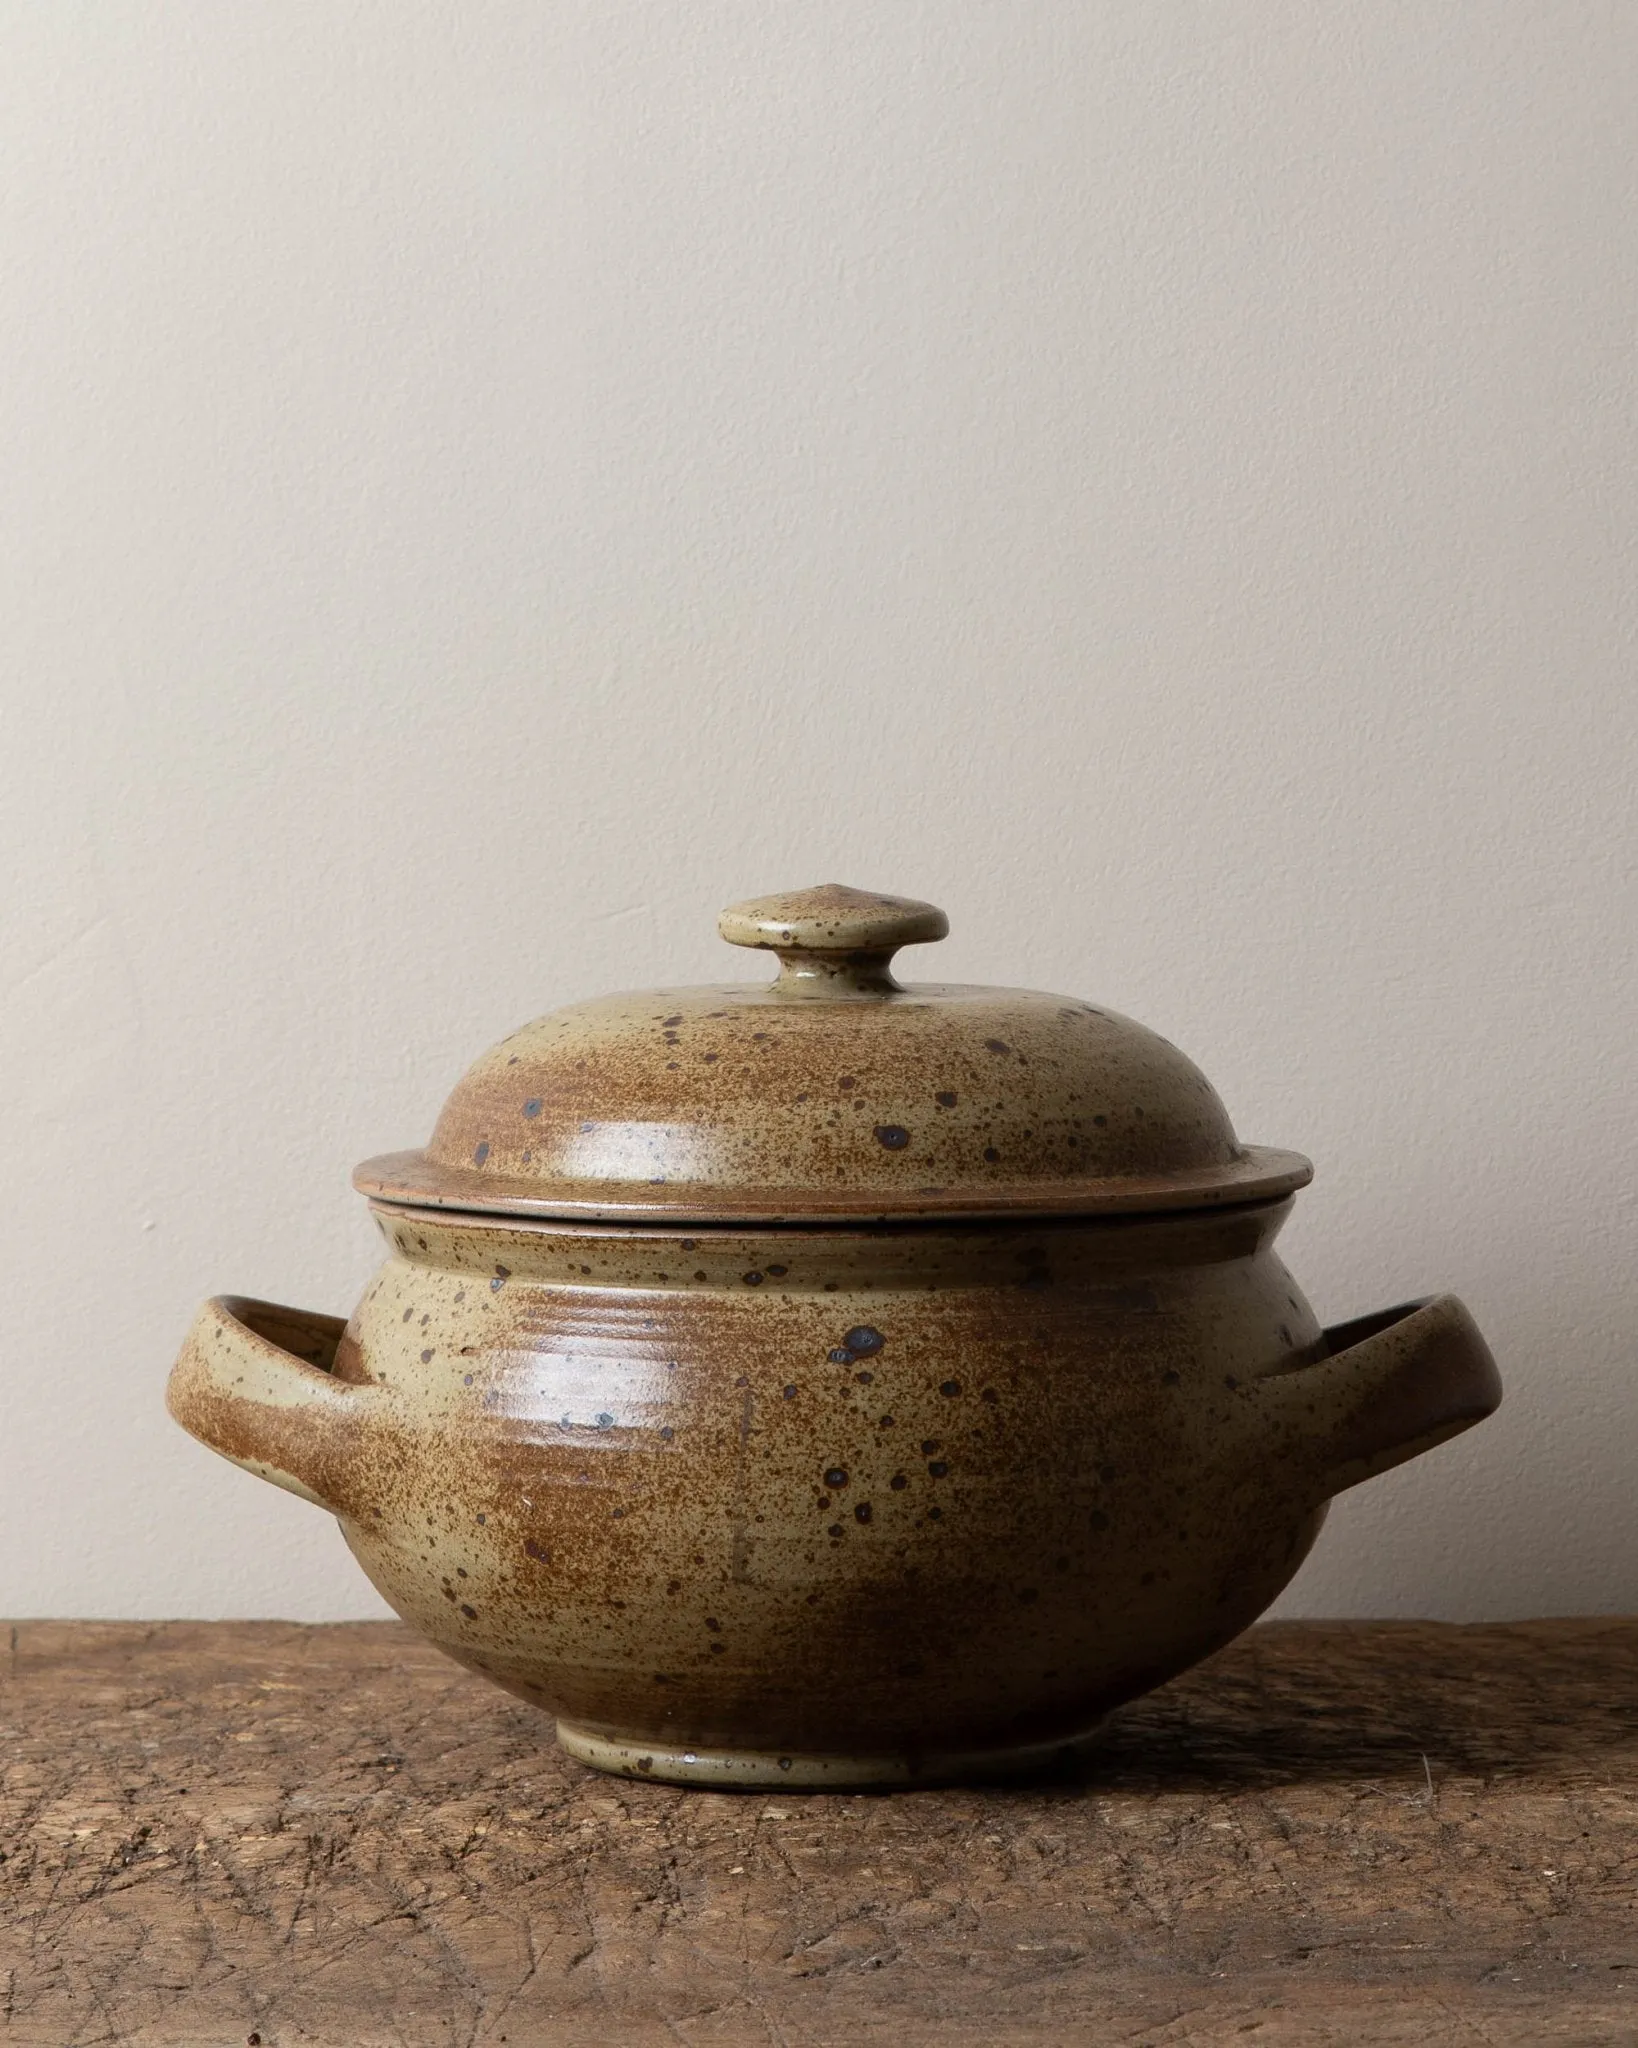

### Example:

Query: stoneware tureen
xmin=169 ymin=884 xmax=1500 ymax=1787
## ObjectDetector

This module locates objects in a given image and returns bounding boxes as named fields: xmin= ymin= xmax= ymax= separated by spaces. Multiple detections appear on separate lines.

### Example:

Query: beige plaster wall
xmin=2 ymin=4 xmax=1633 ymax=1618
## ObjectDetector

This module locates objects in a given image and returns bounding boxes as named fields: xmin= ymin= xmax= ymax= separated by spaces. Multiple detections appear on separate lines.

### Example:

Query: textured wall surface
xmin=2 ymin=4 xmax=1633 ymax=1620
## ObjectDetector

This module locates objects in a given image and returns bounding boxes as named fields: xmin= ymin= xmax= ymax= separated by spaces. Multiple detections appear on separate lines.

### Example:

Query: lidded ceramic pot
xmin=169 ymin=885 xmax=1500 ymax=1786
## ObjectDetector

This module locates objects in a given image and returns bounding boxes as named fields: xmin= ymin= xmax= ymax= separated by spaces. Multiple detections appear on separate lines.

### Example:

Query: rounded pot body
xmin=324 ymin=1197 xmax=1334 ymax=1778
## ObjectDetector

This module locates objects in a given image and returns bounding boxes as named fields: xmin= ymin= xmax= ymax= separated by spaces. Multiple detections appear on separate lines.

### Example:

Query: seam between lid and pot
xmin=353 ymin=1143 xmax=1313 ymax=1226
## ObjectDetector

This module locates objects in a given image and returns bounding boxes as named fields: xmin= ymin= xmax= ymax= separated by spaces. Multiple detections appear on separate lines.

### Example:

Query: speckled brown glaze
xmin=169 ymin=1209 xmax=1499 ymax=1786
xmin=167 ymin=885 xmax=1502 ymax=1786
xmin=353 ymin=885 xmax=1311 ymax=1222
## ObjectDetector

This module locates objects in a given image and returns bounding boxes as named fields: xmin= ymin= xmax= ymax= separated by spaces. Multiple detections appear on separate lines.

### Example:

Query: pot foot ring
xmin=554 ymin=1717 xmax=1106 ymax=1789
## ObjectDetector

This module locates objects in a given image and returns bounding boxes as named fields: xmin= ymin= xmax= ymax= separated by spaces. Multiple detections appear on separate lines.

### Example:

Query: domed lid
xmin=354 ymin=884 xmax=1311 ymax=1224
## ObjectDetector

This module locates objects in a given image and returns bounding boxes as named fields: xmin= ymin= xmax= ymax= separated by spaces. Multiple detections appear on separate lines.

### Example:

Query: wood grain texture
xmin=2 ymin=1619 xmax=1636 ymax=2046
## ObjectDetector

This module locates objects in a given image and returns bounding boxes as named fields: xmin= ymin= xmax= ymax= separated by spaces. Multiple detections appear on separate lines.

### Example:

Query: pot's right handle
xmin=1256 ymin=1295 xmax=1501 ymax=1499
xmin=167 ymin=1296 xmax=372 ymax=1512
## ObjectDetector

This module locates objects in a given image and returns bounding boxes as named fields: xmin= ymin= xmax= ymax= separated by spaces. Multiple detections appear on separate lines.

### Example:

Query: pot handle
xmin=167 ymin=1296 xmax=372 ymax=1512
xmin=1256 ymin=1295 xmax=1501 ymax=1499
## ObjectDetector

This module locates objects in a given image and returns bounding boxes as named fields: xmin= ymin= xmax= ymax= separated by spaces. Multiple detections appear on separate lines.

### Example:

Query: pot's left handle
xmin=167 ymin=1296 xmax=371 ymax=1512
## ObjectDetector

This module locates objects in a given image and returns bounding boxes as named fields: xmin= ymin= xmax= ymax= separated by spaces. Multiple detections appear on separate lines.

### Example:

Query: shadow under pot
xmin=169 ymin=883 xmax=1500 ymax=1787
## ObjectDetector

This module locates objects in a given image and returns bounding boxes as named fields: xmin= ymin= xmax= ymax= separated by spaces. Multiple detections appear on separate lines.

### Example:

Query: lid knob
xmin=719 ymin=883 xmax=949 ymax=997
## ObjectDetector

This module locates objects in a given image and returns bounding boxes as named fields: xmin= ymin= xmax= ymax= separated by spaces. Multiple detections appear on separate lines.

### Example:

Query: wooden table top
xmin=1 ymin=1617 xmax=1635 ymax=2045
